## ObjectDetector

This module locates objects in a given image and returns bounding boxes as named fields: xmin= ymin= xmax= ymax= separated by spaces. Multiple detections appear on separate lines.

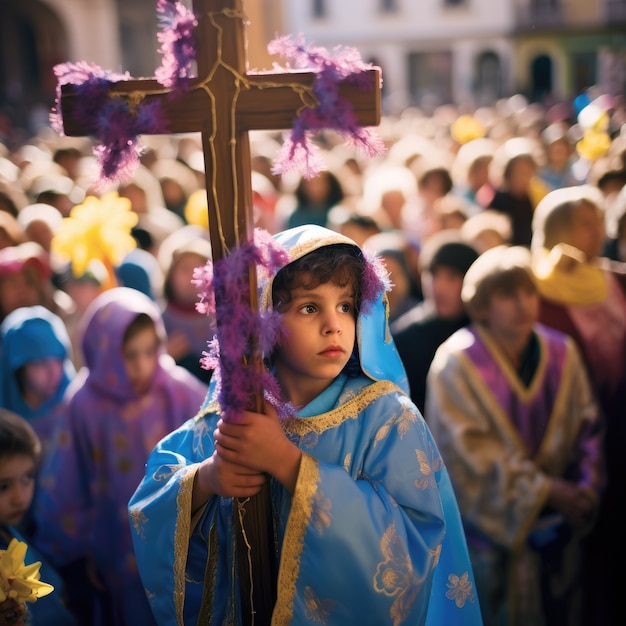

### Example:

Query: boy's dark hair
xmin=123 ymin=312 xmax=157 ymax=346
xmin=272 ymin=244 xmax=364 ymax=312
xmin=0 ymin=408 xmax=41 ymax=462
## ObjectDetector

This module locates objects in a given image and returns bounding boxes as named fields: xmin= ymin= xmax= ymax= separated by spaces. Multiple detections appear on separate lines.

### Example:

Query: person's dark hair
xmin=123 ymin=312 xmax=157 ymax=346
xmin=294 ymin=170 xmax=345 ymax=208
xmin=418 ymin=167 xmax=453 ymax=195
xmin=272 ymin=244 xmax=364 ymax=313
xmin=0 ymin=408 xmax=41 ymax=462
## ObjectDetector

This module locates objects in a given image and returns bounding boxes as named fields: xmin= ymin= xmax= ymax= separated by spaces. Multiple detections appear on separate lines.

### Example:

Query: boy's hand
xmin=214 ymin=404 xmax=302 ymax=494
xmin=195 ymin=452 xmax=266 ymax=504
xmin=0 ymin=599 xmax=26 ymax=626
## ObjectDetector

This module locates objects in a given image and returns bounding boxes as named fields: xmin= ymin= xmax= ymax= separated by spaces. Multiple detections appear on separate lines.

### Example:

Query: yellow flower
xmin=51 ymin=191 xmax=138 ymax=284
xmin=450 ymin=115 xmax=486 ymax=145
xmin=576 ymin=129 xmax=611 ymax=162
xmin=0 ymin=539 xmax=54 ymax=604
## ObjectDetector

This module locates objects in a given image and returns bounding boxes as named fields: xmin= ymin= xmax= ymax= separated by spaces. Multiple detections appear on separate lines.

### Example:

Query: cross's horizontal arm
xmin=60 ymin=69 xmax=381 ymax=137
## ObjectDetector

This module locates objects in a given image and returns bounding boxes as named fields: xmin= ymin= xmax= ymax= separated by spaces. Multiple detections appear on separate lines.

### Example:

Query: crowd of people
xmin=0 ymin=88 xmax=625 ymax=625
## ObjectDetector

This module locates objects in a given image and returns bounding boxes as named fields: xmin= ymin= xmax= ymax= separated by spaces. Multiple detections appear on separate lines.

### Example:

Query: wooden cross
xmin=59 ymin=0 xmax=381 ymax=623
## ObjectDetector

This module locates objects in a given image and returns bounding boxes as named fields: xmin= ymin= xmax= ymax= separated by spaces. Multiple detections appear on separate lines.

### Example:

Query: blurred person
xmin=325 ymin=205 xmax=382 ymax=247
xmin=461 ymin=209 xmax=513 ymax=255
xmin=0 ymin=242 xmax=72 ymax=325
xmin=0 ymin=212 xmax=25 ymax=250
xmin=281 ymin=168 xmax=346 ymax=230
xmin=427 ymin=244 xmax=603 ymax=626
xmin=531 ymin=185 xmax=626 ymax=626
xmin=392 ymin=232 xmax=479 ymax=414
xmin=537 ymin=123 xmax=580 ymax=191
xmin=158 ymin=226 xmax=214 ymax=384
xmin=362 ymin=230 xmax=421 ymax=323
xmin=33 ymin=287 xmax=207 ymax=626
xmin=451 ymin=138 xmax=497 ymax=210
xmin=0 ymin=306 xmax=75 ymax=461
xmin=0 ymin=409 xmax=76 ymax=625
xmin=117 ymin=164 xmax=185 ymax=255
xmin=114 ymin=248 xmax=164 ymax=302
xmin=489 ymin=139 xmax=548 ymax=247
xmin=15 ymin=203 xmax=63 ymax=254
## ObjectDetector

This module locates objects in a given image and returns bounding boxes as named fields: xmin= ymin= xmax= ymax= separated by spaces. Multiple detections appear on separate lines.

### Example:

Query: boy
xmin=0 ymin=305 xmax=76 ymax=458
xmin=0 ymin=408 xmax=75 ymax=625
xmin=425 ymin=244 xmax=604 ymax=626
xmin=128 ymin=225 xmax=482 ymax=625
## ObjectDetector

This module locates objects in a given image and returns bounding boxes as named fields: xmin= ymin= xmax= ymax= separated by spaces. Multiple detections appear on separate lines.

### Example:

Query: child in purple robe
xmin=33 ymin=287 xmax=208 ymax=626
xmin=426 ymin=244 xmax=604 ymax=626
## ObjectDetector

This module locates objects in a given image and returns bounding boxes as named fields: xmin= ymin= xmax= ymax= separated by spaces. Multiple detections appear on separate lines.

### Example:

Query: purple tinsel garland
xmin=267 ymin=34 xmax=386 ymax=179
xmin=155 ymin=0 xmax=198 ymax=90
xmin=192 ymin=228 xmax=291 ymax=422
xmin=192 ymin=228 xmax=390 ymax=423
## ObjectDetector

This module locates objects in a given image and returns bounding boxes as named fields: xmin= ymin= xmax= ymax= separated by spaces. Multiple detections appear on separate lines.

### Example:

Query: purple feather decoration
xmin=192 ymin=228 xmax=291 ymax=423
xmin=360 ymin=250 xmax=391 ymax=314
xmin=51 ymin=62 xmax=168 ymax=189
xmin=155 ymin=0 xmax=198 ymax=90
xmin=267 ymin=34 xmax=386 ymax=179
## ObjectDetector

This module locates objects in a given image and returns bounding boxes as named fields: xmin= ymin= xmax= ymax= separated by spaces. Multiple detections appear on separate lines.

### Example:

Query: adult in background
xmin=530 ymin=185 xmax=626 ymax=626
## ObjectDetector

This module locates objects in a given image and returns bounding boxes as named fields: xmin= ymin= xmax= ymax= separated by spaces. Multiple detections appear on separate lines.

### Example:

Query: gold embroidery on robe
xmin=445 ymin=571 xmax=475 ymax=608
xmin=374 ymin=523 xmax=422 ymax=625
xmin=303 ymin=585 xmax=337 ymax=624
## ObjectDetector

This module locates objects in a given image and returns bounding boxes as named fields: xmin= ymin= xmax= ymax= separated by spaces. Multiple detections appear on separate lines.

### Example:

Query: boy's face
xmin=480 ymin=285 xmax=538 ymax=345
xmin=169 ymin=252 xmax=207 ymax=305
xmin=123 ymin=326 xmax=159 ymax=395
xmin=566 ymin=200 xmax=605 ymax=260
xmin=273 ymin=279 xmax=357 ymax=407
xmin=427 ymin=266 xmax=465 ymax=319
xmin=0 ymin=454 xmax=36 ymax=527
xmin=22 ymin=358 xmax=64 ymax=404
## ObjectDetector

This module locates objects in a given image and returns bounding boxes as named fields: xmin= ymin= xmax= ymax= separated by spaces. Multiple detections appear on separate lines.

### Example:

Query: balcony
xmin=516 ymin=0 xmax=564 ymax=30
xmin=604 ymin=0 xmax=626 ymax=22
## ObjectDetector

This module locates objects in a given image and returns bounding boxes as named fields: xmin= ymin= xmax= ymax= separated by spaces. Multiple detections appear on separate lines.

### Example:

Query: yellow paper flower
xmin=184 ymin=188 xmax=209 ymax=229
xmin=51 ymin=191 xmax=138 ymax=287
xmin=576 ymin=129 xmax=611 ymax=161
xmin=450 ymin=115 xmax=486 ymax=145
xmin=0 ymin=539 xmax=54 ymax=604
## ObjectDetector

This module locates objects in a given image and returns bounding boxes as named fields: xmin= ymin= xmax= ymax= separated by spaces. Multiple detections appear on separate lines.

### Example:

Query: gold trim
xmin=174 ymin=467 xmax=197 ymax=625
xmin=282 ymin=380 xmax=402 ymax=437
xmin=272 ymin=453 xmax=319 ymax=625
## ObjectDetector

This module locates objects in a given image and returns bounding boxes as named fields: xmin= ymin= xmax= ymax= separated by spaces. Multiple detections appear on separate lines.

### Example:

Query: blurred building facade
xmin=0 ymin=0 xmax=624 ymax=135
xmin=283 ymin=0 xmax=626 ymax=114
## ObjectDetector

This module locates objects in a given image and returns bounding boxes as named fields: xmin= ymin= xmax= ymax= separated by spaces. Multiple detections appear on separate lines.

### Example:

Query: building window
xmin=313 ymin=0 xmax=326 ymax=18
xmin=476 ymin=51 xmax=502 ymax=105
xmin=531 ymin=54 xmax=553 ymax=101
xmin=408 ymin=51 xmax=453 ymax=108
xmin=380 ymin=0 xmax=398 ymax=12
xmin=571 ymin=51 xmax=597 ymax=95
